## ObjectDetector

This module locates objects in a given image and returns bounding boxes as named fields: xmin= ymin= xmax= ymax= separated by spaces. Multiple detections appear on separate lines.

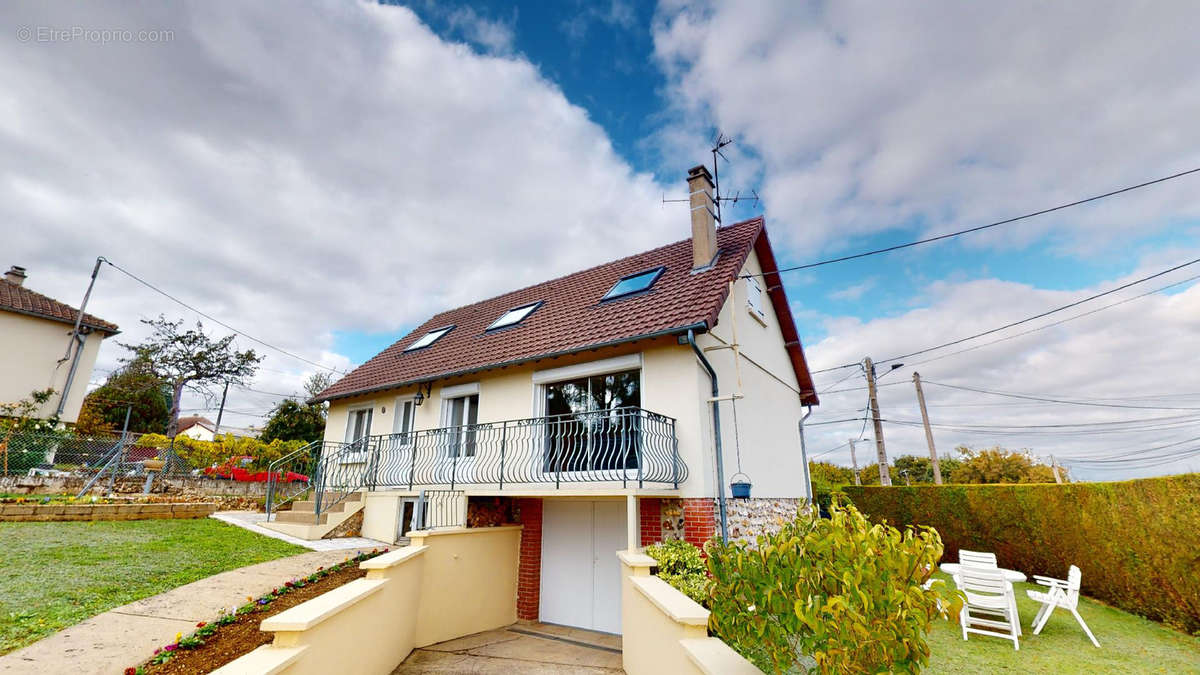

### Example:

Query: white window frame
xmin=440 ymin=391 xmax=479 ymax=458
xmin=393 ymin=395 xmax=418 ymax=446
xmin=404 ymin=325 xmax=454 ymax=352
xmin=487 ymin=301 xmax=543 ymax=331
xmin=342 ymin=402 xmax=375 ymax=464
xmin=746 ymin=275 xmax=767 ymax=324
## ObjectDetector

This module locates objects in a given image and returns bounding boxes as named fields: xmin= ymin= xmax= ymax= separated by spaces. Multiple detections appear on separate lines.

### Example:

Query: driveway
xmin=394 ymin=623 xmax=623 ymax=674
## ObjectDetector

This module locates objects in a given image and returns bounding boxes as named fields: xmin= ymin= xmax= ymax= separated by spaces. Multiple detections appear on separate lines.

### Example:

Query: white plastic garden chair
xmin=955 ymin=566 xmax=1021 ymax=650
xmin=1027 ymin=565 xmax=1100 ymax=647
xmin=959 ymin=549 xmax=999 ymax=568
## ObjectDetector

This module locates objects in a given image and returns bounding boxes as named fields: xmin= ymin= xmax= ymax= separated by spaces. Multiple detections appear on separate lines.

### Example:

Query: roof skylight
xmin=403 ymin=325 xmax=454 ymax=351
xmin=487 ymin=301 xmax=542 ymax=331
xmin=601 ymin=266 xmax=665 ymax=302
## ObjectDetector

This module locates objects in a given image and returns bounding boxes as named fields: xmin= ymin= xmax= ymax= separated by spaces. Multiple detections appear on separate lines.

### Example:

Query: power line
xmin=901 ymin=272 xmax=1200 ymax=370
xmin=103 ymin=259 xmax=346 ymax=376
xmin=921 ymin=381 xmax=1200 ymax=411
xmin=748 ymin=166 xmax=1200 ymax=278
xmin=814 ymin=255 xmax=1200 ymax=374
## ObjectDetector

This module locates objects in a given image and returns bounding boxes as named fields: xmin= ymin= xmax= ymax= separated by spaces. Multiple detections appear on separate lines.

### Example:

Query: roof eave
xmin=312 ymin=321 xmax=711 ymax=404
xmin=0 ymin=306 xmax=120 ymax=336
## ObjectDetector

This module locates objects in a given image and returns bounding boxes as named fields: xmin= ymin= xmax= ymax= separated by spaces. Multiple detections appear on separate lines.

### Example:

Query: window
xmin=487 ymin=301 xmax=542 ymax=331
xmin=445 ymin=393 xmax=479 ymax=458
xmin=543 ymin=368 xmax=641 ymax=472
xmin=404 ymin=325 xmax=454 ymax=352
xmin=394 ymin=398 xmax=417 ymax=443
xmin=746 ymin=275 xmax=765 ymax=320
xmin=345 ymin=407 xmax=373 ymax=448
xmin=601 ymin=266 xmax=665 ymax=302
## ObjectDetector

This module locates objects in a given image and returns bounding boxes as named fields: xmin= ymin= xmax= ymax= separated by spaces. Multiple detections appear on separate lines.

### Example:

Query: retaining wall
xmin=0 ymin=502 xmax=217 ymax=522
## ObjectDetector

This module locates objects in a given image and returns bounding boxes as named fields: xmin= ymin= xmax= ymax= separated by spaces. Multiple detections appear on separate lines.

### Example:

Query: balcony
xmin=318 ymin=406 xmax=686 ymax=493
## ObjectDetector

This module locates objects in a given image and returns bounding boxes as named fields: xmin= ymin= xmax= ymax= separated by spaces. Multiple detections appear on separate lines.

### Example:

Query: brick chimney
xmin=3 ymin=265 xmax=26 ymax=286
xmin=687 ymin=165 xmax=718 ymax=269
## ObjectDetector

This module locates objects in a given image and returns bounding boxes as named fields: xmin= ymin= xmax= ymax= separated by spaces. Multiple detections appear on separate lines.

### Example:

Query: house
xmin=177 ymin=416 xmax=217 ymax=441
xmin=275 ymin=166 xmax=818 ymax=635
xmin=0 ymin=265 xmax=119 ymax=425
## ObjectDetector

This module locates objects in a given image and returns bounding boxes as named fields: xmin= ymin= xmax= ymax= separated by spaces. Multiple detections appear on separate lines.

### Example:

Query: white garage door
xmin=539 ymin=500 xmax=626 ymax=634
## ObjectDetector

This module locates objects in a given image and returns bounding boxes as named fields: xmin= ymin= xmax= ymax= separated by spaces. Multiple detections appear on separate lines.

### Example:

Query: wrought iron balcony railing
xmin=313 ymin=407 xmax=685 ymax=515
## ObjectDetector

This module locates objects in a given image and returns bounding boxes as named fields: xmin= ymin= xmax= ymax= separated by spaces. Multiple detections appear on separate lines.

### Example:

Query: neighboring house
xmin=177 ymin=416 xmax=217 ymax=441
xmin=286 ymin=166 xmax=818 ymax=635
xmin=0 ymin=265 xmax=119 ymax=425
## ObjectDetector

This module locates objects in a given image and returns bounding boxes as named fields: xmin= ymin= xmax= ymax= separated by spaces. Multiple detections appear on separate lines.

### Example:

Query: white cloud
xmin=829 ymin=278 xmax=875 ymax=302
xmin=801 ymin=261 xmax=1200 ymax=481
xmin=442 ymin=5 xmax=517 ymax=55
xmin=1 ymin=1 xmax=680 ymax=422
xmin=652 ymin=1 xmax=1200 ymax=255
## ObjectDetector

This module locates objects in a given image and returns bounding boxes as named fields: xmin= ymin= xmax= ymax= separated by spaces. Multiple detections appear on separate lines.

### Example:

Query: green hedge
xmin=842 ymin=474 xmax=1200 ymax=634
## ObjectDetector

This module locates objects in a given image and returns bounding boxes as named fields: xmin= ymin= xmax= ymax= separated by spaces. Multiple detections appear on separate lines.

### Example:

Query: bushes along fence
xmin=842 ymin=474 xmax=1200 ymax=633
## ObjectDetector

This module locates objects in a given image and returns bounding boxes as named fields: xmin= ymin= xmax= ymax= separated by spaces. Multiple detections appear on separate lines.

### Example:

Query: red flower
xmin=196 ymin=622 xmax=206 ymax=627
xmin=125 ymin=668 xmax=137 ymax=675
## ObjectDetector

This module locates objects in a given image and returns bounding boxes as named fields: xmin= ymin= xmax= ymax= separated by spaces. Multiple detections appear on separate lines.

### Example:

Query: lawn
xmin=0 ymin=519 xmax=306 ymax=654
xmin=924 ymin=573 xmax=1200 ymax=674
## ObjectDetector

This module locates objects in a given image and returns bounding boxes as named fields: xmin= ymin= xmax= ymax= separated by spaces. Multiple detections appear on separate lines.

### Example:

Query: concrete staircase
xmin=262 ymin=491 xmax=365 ymax=540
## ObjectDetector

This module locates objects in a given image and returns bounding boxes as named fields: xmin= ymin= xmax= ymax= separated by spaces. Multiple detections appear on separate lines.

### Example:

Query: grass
xmin=0 ymin=519 xmax=305 ymax=654
xmin=924 ymin=573 xmax=1200 ymax=673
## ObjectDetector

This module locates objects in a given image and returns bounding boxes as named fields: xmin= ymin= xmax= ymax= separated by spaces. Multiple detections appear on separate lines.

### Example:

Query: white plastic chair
xmin=959 ymin=549 xmax=999 ymax=568
xmin=1027 ymin=565 xmax=1100 ymax=647
xmin=955 ymin=567 xmax=1021 ymax=650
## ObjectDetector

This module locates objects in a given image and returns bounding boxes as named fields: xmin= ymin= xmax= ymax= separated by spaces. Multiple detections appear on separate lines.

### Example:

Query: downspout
xmin=798 ymin=406 xmax=813 ymax=503
xmin=687 ymin=328 xmax=729 ymax=543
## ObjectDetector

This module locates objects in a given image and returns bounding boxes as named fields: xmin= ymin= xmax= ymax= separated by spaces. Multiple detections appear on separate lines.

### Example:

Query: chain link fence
xmin=0 ymin=431 xmax=194 ymax=479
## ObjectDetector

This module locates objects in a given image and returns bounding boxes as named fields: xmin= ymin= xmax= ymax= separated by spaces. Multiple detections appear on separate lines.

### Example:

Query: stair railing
xmin=264 ymin=440 xmax=323 ymax=521
xmin=312 ymin=436 xmax=377 ymax=522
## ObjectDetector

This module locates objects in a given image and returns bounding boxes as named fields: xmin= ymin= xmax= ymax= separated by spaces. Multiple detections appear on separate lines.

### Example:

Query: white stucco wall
xmin=0 ymin=310 xmax=107 ymax=424
xmin=322 ymin=250 xmax=811 ymax=500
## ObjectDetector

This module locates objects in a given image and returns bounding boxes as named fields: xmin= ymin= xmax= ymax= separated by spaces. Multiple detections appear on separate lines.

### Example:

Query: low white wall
xmin=618 ymin=551 xmax=760 ymax=675
xmin=214 ymin=526 xmax=521 ymax=674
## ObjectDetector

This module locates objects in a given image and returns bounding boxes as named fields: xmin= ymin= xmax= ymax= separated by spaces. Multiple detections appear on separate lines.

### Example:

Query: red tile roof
xmin=0 ymin=281 xmax=119 ymax=334
xmin=317 ymin=217 xmax=817 ymax=404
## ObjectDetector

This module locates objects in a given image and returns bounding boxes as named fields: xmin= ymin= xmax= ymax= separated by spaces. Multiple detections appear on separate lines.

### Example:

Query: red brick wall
xmin=516 ymin=498 xmax=543 ymax=621
xmin=681 ymin=498 xmax=716 ymax=549
xmin=639 ymin=497 xmax=662 ymax=547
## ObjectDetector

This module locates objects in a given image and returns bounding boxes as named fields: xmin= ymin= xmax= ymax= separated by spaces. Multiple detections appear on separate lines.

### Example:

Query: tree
xmin=121 ymin=316 xmax=263 ymax=437
xmin=259 ymin=372 xmax=334 ymax=444
xmin=260 ymin=399 xmax=326 ymax=444
xmin=79 ymin=356 xmax=171 ymax=435
xmin=949 ymin=445 xmax=1060 ymax=484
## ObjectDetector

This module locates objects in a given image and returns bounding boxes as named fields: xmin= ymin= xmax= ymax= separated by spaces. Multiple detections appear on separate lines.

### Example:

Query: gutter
xmin=798 ymin=406 xmax=813 ymax=503
xmin=313 ymin=322 xmax=709 ymax=405
xmin=687 ymin=327 xmax=729 ymax=544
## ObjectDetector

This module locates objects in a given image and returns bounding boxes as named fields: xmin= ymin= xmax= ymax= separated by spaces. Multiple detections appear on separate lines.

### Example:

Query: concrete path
xmin=0 ymin=548 xmax=378 ymax=675
xmin=211 ymin=510 xmax=388 ymax=551
xmin=394 ymin=624 xmax=623 ymax=674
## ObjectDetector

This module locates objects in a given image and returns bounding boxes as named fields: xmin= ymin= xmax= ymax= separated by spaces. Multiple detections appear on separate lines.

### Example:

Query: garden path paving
xmin=0 ymin=547 xmax=378 ymax=675
xmin=211 ymin=510 xmax=388 ymax=550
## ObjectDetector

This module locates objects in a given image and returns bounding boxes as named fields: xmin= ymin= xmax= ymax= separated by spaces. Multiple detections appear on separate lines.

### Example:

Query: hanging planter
xmin=730 ymin=472 xmax=752 ymax=499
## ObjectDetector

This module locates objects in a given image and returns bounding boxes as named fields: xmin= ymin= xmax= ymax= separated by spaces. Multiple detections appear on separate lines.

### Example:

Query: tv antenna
xmin=663 ymin=131 xmax=760 ymax=223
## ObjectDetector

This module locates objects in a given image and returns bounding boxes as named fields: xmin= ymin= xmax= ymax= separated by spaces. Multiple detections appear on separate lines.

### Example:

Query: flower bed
xmin=128 ymin=549 xmax=387 ymax=675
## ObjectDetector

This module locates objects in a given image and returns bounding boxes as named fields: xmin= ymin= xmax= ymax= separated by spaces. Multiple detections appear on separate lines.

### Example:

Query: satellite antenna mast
xmin=662 ymin=130 xmax=760 ymax=217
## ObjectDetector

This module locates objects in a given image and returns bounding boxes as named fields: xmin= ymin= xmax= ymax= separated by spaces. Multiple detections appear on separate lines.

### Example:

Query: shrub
xmin=644 ymin=539 xmax=708 ymax=605
xmin=707 ymin=501 xmax=958 ymax=674
xmin=137 ymin=433 xmax=306 ymax=472
xmin=842 ymin=474 xmax=1200 ymax=634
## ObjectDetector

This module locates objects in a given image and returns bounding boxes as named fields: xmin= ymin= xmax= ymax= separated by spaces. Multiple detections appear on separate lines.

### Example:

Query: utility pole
xmin=912 ymin=372 xmax=943 ymax=485
xmin=1050 ymin=455 xmax=1063 ymax=484
xmin=863 ymin=357 xmax=892 ymax=486
xmin=214 ymin=380 xmax=230 ymax=434
xmin=57 ymin=256 xmax=105 ymax=417
xmin=848 ymin=438 xmax=861 ymax=485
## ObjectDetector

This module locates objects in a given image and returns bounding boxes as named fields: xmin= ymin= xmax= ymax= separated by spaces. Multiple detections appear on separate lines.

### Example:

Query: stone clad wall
xmin=654 ymin=497 xmax=807 ymax=547
xmin=0 ymin=474 xmax=272 ymax=497
xmin=725 ymin=497 xmax=805 ymax=543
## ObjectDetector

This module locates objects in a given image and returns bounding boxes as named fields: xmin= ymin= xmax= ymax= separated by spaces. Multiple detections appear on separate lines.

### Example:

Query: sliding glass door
xmin=543 ymin=369 xmax=641 ymax=474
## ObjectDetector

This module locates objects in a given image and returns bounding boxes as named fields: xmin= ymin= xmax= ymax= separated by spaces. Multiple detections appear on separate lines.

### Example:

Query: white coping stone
xmin=617 ymin=550 xmax=657 ymax=568
xmin=260 ymin=578 xmax=387 ymax=632
xmin=359 ymin=544 xmax=427 ymax=570
xmin=630 ymin=575 xmax=709 ymax=626
xmin=680 ymin=638 xmax=762 ymax=675
xmin=208 ymin=644 xmax=308 ymax=675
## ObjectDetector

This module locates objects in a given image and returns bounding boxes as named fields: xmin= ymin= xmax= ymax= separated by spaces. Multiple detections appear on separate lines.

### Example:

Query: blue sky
xmin=5 ymin=0 xmax=1199 ymax=479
